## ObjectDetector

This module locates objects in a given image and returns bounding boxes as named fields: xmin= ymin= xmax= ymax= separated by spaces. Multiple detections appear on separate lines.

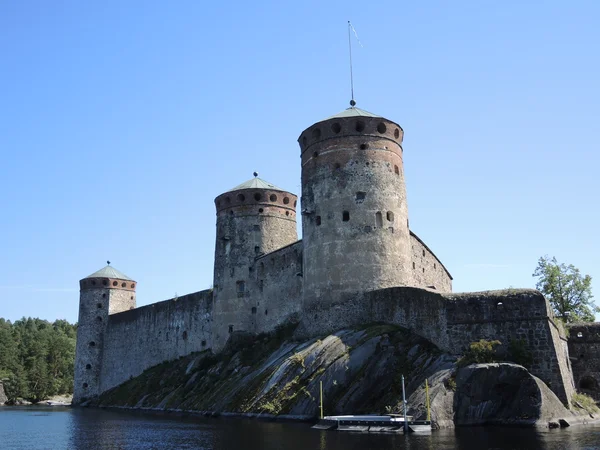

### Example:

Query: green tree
xmin=0 ymin=317 xmax=76 ymax=402
xmin=533 ymin=256 xmax=596 ymax=323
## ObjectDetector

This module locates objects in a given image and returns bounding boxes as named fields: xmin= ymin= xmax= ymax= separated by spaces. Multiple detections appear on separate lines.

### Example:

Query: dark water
xmin=2 ymin=407 xmax=600 ymax=450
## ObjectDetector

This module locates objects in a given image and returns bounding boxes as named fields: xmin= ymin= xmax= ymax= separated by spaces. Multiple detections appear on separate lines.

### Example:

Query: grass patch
xmin=572 ymin=393 xmax=599 ymax=414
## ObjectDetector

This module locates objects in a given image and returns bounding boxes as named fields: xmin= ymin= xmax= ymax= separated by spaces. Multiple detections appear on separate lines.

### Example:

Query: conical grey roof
xmin=84 ymin=265 xmax=133 ymax=281
xmin=226 ymin=177 xmax=285 ymax=192
xmin=323 ymin=106 xmax=381 ymax=121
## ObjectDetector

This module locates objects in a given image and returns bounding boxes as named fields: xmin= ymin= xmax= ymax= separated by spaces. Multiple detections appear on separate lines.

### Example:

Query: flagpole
xmin=348 ymin=21 xmax=355 ymax=106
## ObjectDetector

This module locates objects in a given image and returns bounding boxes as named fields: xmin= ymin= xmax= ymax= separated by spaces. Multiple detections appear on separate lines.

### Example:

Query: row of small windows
xmin=304 ymin=121 xmax=401 ymax=145
xmin=412 ymin=260 xmax=438 ymax=271
xmin=228 ymin=208 xmax=293 ymax=217
xmin=86 ymin=279 xmax=135 ymax=289
xmin=315 ymin=211 xmax=394 ymax=226
xmin=219 ymin=194 xmax=296 ymax=207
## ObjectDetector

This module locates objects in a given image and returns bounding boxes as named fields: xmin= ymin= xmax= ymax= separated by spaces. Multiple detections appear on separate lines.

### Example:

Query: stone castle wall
xmin=98 ymin=290 xmax=212 ymax=394
xmin=410 ymin=231 xmax=452 ymax=292
xmin=77 ymin=274 xmax=576 ymax=406
xmin=567 ymin=323 xmax=600 ymax=399
xmin=253 ymin=240 xmax=303 ymax=334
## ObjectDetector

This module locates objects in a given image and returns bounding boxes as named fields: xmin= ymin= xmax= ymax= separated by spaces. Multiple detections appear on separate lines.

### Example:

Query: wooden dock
xmin=312 ymin=415 xmax=431 ymax=433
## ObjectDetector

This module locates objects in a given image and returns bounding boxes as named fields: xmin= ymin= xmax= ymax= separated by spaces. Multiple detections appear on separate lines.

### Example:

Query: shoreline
xmin=83 ymin=404 xmax=600 ymax=430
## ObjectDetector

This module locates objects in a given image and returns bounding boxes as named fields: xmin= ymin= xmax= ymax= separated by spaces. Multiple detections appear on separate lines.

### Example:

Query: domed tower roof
xmin=83 ymin=265 xmax=133 ymax=281
xmin=322 ymin=106 xmax=381 ymax=121
xmin=226 ymin=176 xmax=284 ymax=192
xmin=214 ymin=173 xmax=297 ymax=215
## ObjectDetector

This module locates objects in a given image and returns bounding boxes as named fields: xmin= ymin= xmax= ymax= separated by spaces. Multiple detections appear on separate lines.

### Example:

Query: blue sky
xmin=1 ymin=1 xmax=598 ymax=323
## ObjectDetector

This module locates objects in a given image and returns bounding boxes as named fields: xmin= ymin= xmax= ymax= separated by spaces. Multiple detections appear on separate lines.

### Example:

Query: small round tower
xmin=212 ymin=175 xmax=298 ymax=351
xmin=298 ymin=105 xmax=412 ymax=312
xmin=73 ymin=264 xmax=136 ymax=404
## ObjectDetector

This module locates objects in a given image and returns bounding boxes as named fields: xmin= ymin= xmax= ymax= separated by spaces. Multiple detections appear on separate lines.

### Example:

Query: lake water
xmin=2 ymin=407 xmax=600 ymax=449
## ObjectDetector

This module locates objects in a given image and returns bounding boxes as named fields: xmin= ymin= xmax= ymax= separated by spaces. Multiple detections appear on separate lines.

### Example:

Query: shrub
xmin=458 ymin=340 xmax=501 ymax=367
xmin=444 ymin=376 xmax=457 ymax=392
xmin=572 ymin=393 xmax=599 ymax=414
xmin=507 ymin=339 xmax=533 ymax=367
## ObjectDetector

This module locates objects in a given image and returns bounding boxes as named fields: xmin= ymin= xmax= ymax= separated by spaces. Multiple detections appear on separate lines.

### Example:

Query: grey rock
xmin=453 ymin=363 xmax=577 ymax=428
xmin=0 ymin=381 xmax=7 ymax=405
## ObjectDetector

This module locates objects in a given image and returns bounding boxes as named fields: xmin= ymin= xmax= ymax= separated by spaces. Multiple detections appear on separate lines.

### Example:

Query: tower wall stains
xmin=298 ymin=115 xmax=413 ymax=313
xmin=212 ymin=187 xmax=298 ymax=351
xmin=73 ymin=277 xmax=135 ymax=404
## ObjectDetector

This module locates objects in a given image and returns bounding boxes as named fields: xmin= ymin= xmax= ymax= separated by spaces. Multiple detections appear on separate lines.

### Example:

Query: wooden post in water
xmin=320 ymin=380 xmax=324 ymax=419
xmin=401 ymin=375 xmax=409 ymax=433
xmin=425 ymin=379 xmax=431 ymax=422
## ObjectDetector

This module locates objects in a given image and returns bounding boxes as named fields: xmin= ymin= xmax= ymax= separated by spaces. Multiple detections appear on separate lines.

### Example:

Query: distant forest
xmin=0 ymin=318 xmax=77 ymax=403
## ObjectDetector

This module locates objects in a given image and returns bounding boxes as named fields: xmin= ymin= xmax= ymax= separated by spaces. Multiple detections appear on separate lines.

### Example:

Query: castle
xmin=74 ymin=104 xmax=590 ymax=407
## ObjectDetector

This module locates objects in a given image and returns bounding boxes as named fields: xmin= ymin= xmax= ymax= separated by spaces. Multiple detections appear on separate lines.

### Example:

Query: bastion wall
xmin=296 ymin=286 xmax=574 ymax=404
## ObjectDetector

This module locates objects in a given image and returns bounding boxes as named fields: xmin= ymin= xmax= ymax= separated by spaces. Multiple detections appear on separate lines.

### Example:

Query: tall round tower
xmin=212 ymin=175 xmax=298 ymax=351
xmin=73 ymin=264 xmax=136 ymax=404
xmin=298 ymin=105 xmax=412 ymax=312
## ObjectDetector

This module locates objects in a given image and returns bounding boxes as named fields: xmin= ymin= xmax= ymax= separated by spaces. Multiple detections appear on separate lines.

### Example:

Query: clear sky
xmin=1 ymin=1 xmax=598 ymax=324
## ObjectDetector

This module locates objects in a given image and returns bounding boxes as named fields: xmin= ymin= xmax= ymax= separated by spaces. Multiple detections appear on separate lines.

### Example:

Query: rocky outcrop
xmin=453 ymin=363 xmax=578 ymax=427
xmin=92 ymin=325 xmax=456 ymax=421
xmin=0 ymin=381 xmax=7 ymax=405
xmin=90 ymin=326 xmax=591 ymax=428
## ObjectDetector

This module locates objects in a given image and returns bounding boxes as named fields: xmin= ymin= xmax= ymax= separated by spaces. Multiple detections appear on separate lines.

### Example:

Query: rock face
xmin=0 ymin=381 xmax=7 ymax=405
xmin=453 ymin=363 xmax=576 ymax=427
xmin=93 ymin=325 xmax=456 ymax=420
xmin=90 ymin=326 xmax=586 ymax=428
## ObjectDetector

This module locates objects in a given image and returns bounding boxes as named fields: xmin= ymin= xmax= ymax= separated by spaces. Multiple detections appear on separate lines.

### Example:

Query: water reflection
xmin=68 ymin=408 xmax=216 ymax=449
xmin=3 ymin=407 xmax=600 ymax=450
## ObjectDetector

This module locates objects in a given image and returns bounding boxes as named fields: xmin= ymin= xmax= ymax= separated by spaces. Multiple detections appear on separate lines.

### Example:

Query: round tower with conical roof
xmin=298 ymin=105 xmax=412 ymax=314
xmin=73 ymin=264 xmax=136 ymax=404
xmin=212 ymin=175 xmax=298 ymax=351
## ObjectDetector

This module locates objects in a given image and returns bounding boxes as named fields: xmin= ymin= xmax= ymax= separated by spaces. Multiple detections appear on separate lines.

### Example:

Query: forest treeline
xmin=0 ymin=317 xmax=77 ymax=403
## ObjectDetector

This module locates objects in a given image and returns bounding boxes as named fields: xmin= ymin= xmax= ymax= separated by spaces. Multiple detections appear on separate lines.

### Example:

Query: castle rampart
xmin=410 ymin=231 xmax=452 ymax=292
